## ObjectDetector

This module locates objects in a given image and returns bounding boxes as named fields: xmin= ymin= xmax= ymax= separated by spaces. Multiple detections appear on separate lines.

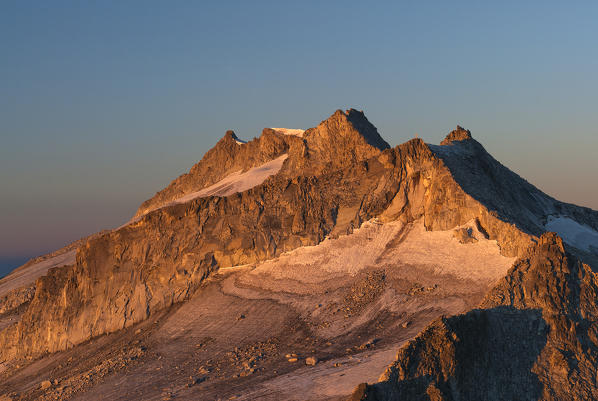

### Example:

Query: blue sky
xmin=1 ymin=1 xmax=597 ymax=276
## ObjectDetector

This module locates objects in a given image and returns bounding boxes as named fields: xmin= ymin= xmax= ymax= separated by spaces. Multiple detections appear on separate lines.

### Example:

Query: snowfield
xmin=270 ymin=128 xmax=305 ymax=137
xmin=244 ymin=219 xmax=515 ymax=291
xmin=173 ymin=154 xmax=288 ymax=203
xmin=122 ymin=154 xmax=289 ymax=228
xmin=545 ymin=216 xmax=598 ymax=252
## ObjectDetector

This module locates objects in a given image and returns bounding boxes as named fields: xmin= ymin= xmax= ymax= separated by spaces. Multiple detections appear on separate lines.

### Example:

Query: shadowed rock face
xmin=353 ymin=233 xmax=598 ymax=401
xmin=352 ymin=307 xmax=547 ymax=401
xmin=430 ymin=130 xmax=598 ymax=241
xmin=481 ymin=234 xmax=598 ymax=400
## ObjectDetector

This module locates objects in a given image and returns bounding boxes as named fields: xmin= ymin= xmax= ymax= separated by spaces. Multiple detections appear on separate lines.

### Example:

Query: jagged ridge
xmin=135 ymin=128 xmax=299 ymax=217
xmin=136 ymin=109 xmax=391 ymax=217
xmin=430 ymin=129 xmax=598 ymax=240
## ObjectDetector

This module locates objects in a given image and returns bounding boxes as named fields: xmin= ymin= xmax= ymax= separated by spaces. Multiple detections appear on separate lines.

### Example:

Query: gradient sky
xmin=1 ymin=1 xmax=597 ymax=276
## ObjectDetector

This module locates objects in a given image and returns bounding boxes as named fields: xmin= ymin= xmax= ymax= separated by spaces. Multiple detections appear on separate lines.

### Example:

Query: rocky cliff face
xmin=347 ymin=127 xmax=598 ymax=401
xmin=352 ymin=233 xmax=598 ymax=401
xmin=297 ymin=109 xmax=390 ymax=173
xmin=0 ymin=110 xmax=396 ymax=361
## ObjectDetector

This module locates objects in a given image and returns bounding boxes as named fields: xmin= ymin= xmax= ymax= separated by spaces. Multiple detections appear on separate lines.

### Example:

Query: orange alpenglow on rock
xmin=1 ymin=109 xmax=597 ymax=401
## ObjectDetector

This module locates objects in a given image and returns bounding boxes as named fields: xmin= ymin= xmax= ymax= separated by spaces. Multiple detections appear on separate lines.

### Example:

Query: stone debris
xmin=305 ymin=357 xmax=318 ymax=366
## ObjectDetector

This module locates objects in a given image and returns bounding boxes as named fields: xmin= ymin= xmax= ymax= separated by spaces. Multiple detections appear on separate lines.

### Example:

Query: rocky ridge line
xmin=135 ymin=129 xmax=299 ymax=217
xmin=136 ymin=109 xmax=391 ymax=217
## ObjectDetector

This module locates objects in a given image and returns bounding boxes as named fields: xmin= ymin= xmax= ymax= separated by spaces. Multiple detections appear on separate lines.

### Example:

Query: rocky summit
xmin=1 ymin=109 xmax=597 ymax=401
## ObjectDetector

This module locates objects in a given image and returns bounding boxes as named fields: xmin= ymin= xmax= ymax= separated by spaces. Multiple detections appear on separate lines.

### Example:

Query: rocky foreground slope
xmin=0 ymin=110 xmax=597 ymax=400
xmin=352 ymin=233 xmax=598 ymax=401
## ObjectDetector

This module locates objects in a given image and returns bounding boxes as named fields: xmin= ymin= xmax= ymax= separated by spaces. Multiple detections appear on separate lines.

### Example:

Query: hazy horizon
xmin=2 ymin=1 xmax=598 ymax=277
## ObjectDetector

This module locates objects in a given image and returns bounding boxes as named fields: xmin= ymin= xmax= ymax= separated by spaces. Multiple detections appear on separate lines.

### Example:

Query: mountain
xmin=0 ymin=110 xmax=596 ymax=401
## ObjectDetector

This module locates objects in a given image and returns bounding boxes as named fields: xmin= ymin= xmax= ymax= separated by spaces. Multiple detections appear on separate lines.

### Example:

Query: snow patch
xmin=0 ymin=250 xmax=77 ymax=297
xmin=271 ymin=128 xmax=305 ymax=137
xmin=234 ymin=138 xmax=247 ymax=145
xmin=387 ymin=220 xmax=516 ymax=283
xmin=250 ymin=220 xmax=405 ymax=283
xmin=174 ymin=154 xmax=288 ymax=203
xmin=545 ymin=216 xmax=598 ymax=252
xmin=120 ymin=155 xmax=288 ymax=229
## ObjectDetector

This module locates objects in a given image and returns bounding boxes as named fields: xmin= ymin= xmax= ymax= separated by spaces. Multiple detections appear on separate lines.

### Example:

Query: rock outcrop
xmin=298 ymin=109 xmax=390 ymax=173
xmin=439 ymin=126 xmax=472 ymax=145
xmin=352 ymin=233 xmax=598 ymax=401
xmin=0 ymin=286 xmax=34 ymax=316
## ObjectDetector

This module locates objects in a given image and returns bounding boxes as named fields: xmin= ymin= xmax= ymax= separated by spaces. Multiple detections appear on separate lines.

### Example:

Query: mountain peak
xmin=308 ymin=108 xmax=390 ymax=151
xmin=440 ymin=125 xmax=472 ymax=145
xmin=341 ymin=108 xmax=390 ymax=150
xmin=222 ymin=130 xmax=241 ymax=142
xmin=289 ymin=109 xmax=390 ymax=172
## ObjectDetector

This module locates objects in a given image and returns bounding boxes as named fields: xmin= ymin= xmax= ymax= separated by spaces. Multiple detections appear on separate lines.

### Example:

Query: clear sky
xmin=1 ymin=1 xmax=597 ymax=276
